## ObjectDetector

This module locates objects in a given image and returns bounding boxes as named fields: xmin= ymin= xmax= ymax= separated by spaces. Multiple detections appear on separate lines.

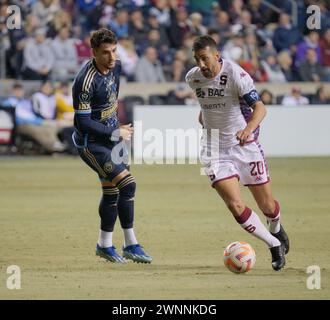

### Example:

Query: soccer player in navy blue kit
xmin=72 ymin=28 xmax=152 ymax=263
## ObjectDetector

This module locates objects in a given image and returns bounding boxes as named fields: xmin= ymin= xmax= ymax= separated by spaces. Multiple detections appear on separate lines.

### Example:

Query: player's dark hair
xmin=90 ymin=28 xmax=117 ymax=49
xmin=192 ymin=35 xmax=217 ymax=52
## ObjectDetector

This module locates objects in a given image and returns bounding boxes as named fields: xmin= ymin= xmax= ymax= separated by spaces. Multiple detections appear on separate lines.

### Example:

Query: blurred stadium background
xmin=0 ymin=0 xmax=330 ymax=299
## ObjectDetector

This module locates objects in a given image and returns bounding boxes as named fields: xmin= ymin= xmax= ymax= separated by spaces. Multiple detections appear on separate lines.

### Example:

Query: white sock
xmin=235 ymin=208 xmax=281 ymax=248
xmin=267 ymin=212 xmax=281 ymax=234
xmin=264 ymin=200 xmax=281 ymax=234
xmin=123 ymin=228 xmax=138 ymax=247
xmin=97 ymin=230 xmax=113 ymax=248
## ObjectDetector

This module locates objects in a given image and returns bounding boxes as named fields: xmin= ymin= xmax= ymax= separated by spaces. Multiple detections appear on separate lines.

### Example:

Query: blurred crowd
xmin=0 ymin=0 xmax=330 ymax=83
xmin=0 ymin=79 xmax=329 ymax=156
xmin=1 ymin=80 xmax=78 ymax=154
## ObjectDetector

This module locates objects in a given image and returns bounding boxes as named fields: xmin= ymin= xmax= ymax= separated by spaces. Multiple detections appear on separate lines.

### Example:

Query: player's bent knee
xmin=116 ymin=174 xmax=136 ymax=198
xmin=257 ymin=199 xmax=275 ymax=214
xmin=226 ymin=199 xmax=245 ymax=215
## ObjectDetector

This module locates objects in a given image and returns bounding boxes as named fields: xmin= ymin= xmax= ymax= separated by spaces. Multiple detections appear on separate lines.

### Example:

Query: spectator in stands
xmin=24 ymin=14 xmax=41 ymax=37
xmin=31 ymin=0 xmax=60 ymax=28
xmin=117 ymin=36 xmax=139 ymax=81
xmin=214 ymin=11 xmax=233 ymax=47
xmin=320 ymin=28 xmax=330 ymax=81
xmin=47 ymin=9 xmax=73 ymax=38
xmin=315 ymin=0 xmax=330 ymax=30
xmin=4 ymin=82 xmax=65 ymax=153
xmin=32 ymin=80 xmax=75 ymax=153
xmin=298 ymin=48 xmax=325 ymax=82
xmin=260 ymin=89 xmax=274 ymax=105
xmin=149 ymin=0 xmax=171 ymax=27
xmin=188 ymin=12 xmax=207 ymax=37
xmin=231 ymin=10 xmax=256 ymax=36
xmin=108 ymin=8 xmax=129 ymax=39
xmin=312 ymin=85 xmax=330 ymax=104
xmin=208 ymin=29 xmax=222 ymax=50
xmin=166 ymin=50 xmax=187 ymax=82
xmin=55 ymin=81 xmax=74 ymax=121
xmin=273 ymin=12 xmax=302 ymax=52
xmin=228 ymin=0 xmax=244 ymax=23
xmin=32 ymin=80 xmax=57 ymax=120
xmin=22 ymin=28 xmax=54 ymax=80
xmin=51 ymin=27 xmax=79 ymax=81
xmin=241 ymin=31 xmax=261 ymax=70
xmin=244 ymin=0 xmax=271 ymax=27
xmin=261 ymin=52 xmax=286 ymax=83
xmin=277 ymin=50 xmax=296 ymax=82
xmin=7 ymin=12 xmax=30 ymax=78
xmin=167 ymin=6 xmax=190 ymax=49
xmin=282 ymin=87 xmax=309 ymax=106
xmin=209 ymin=2 xmax=221 ymax=30
xmin=222 ymin=33 xmax=244 ymax=63
xmin=89 ymin=0 xmax=117 ymax=30
xmin=295 ymin=31 xmax=321 ymax=67
xmin=128 ymin=9 xmax=149 ymax=46
xmin=141 ymin=28 xmax=171 ymax=65
xmin=77 ymin=0 xmax=98 ymax=14
xmin=55 ymin=81 xmax=77 ymax=155
xmin=188 ymin=0 xmax=215 ymax=20
xmin=181 ymin=32 xmax=198 ymax=70
xmin=146 ymin=11 xmax=170 ymax=50
xmin=134 ymin=46 xmax=166 ymax=83
xmin=75 ymin=32 xmax=92 ymax=66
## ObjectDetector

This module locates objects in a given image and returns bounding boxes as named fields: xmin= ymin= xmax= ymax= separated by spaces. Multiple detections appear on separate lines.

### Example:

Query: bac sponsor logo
xmin=196 ymin=88 xmax=225 ymax=98
xmin=196 ymin=88 xmax=205 ymax=98
xmin=208 ymin=88 xmax=225 ymax=97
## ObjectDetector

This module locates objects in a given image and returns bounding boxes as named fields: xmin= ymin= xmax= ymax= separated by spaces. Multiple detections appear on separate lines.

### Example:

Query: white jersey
xmin=185 ymin=59 xmax=260 ymax=150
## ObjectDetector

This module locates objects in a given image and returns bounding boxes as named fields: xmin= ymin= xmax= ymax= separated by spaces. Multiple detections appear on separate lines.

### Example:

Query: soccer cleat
xmin=122 ymin=244 xmax=152 ymax=264
xmin=269 ymin=245 xmax=285 ymax=271
xmin=271 ymin=225 xmax=290 ymax=254
xmin=95 ymin=244 xmax=126 ymax=263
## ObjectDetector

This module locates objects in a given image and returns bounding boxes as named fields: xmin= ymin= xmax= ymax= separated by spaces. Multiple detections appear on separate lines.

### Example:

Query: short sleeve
xmin=185 ymin=67 xmax=199 ymax=90
xmin=233 ymin=65 xmax=261 ymax=106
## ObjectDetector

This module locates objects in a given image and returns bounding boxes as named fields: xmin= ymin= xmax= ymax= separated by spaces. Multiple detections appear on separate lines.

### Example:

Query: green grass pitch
xmin=0 ymin=157 xmax=329 ymax=299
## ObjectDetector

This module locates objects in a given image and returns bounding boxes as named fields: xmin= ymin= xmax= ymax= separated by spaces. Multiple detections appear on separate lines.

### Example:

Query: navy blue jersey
xmin=72 ymin=59 xmax=121 ymax=142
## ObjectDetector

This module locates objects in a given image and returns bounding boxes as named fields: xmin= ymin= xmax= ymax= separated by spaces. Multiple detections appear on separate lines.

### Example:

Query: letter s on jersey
xmin=220 ymin=75 xmax=228 ymax=85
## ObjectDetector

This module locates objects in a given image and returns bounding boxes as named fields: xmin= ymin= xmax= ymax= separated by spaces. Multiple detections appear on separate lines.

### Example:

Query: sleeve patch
xmin=79 ymin=91 xmax=91 ymax=103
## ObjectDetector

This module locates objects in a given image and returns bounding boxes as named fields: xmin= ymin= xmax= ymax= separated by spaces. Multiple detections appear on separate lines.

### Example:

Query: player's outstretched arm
xmin=236 ymin=101 xmax=267 ymax=146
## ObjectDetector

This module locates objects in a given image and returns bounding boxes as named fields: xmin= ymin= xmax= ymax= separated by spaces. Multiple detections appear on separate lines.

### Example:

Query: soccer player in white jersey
xmin=186 ymin=35 xmax=289 ymax=271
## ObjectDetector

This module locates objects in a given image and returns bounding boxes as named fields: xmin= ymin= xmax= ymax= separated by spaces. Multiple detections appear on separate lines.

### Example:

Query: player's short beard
xmin=202 ymin=65 xmax=214 ymax=78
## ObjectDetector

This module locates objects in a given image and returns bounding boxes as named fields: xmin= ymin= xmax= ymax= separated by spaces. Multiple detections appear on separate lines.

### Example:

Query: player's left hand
xmin=236 ymin=127 xmax=252 ymax=146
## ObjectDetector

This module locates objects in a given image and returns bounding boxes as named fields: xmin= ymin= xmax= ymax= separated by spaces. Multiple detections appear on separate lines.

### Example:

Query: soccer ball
xmin=223 ymin=241 xmax=256 ymax=274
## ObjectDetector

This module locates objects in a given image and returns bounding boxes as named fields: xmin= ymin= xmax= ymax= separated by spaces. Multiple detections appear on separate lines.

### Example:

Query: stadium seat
xmin=276 ymin=95 xmax=284 ymax=104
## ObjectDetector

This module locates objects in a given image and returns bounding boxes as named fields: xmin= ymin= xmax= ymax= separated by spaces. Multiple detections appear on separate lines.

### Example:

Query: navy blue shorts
xmin=73 ymin=133 xmax=129 ymax=181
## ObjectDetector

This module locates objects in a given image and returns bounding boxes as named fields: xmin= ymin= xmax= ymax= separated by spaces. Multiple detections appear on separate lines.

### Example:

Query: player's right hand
xmin=119 ymin=124 xmax=134 ymax=140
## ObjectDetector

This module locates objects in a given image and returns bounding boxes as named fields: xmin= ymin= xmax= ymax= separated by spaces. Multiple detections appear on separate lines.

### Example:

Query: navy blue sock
xmin=116 ymin=175 xmax=135 ymax=229
xmin=99 ymin=186 xmax=119 ymax=232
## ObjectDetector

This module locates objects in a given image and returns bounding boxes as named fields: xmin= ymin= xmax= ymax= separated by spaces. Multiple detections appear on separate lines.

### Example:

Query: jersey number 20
xmin=249 ymin=161 xmax=264 ymax=176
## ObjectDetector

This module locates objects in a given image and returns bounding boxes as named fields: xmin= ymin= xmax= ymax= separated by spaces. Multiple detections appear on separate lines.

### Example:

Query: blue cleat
xmin=122 ymin=244 xmax=152 ymax=264
xmin=95 ymin=244 xmax=126 ymax=263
